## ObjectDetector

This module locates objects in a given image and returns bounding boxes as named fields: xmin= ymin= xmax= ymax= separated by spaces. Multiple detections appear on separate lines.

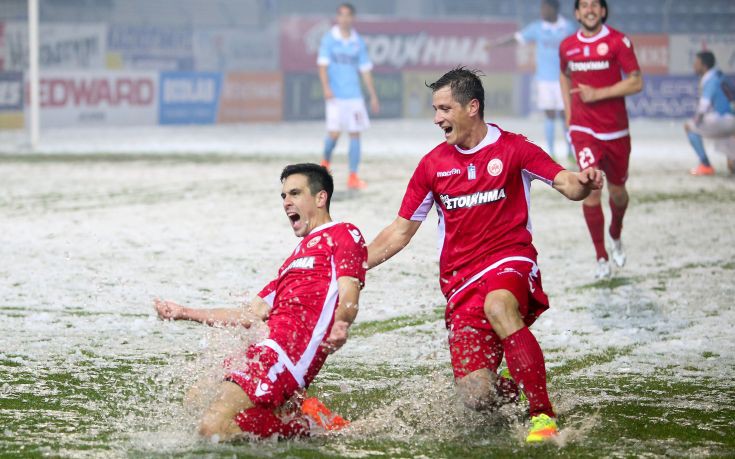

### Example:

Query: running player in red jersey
xmin=559 ymin=0 xmax=644 ymax=279
xmin=367 ymin=68 xmax=603 ymax=443
xmin=154 ymin=163 xmax=366 ymax=441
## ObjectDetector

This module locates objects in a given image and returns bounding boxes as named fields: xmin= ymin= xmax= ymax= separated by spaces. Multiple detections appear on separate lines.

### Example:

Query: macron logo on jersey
xmin=440 ymin=188 xmax=506 ymax=211
xmin=437 ymin=168 xmax=461 ymax=178
xmin=282 ymin=256 xmax=315 ymax=275
xmin=569 ymin=60 xmax=610 ymax=72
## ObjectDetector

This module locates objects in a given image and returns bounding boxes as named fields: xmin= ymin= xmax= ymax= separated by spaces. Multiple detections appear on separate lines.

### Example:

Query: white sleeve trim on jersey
xmin=359 ymin=62 xmax=373 ymax=72
xmin=410 ymin=191 xmax=435 ymax=221
xmin=260 ymin=290 xmax=276 ymax=308
xmin=698 ymin=96 xmax=712 ymax=115
xmin=317 ymin=56 xmax=330 ymax=66
xmin=569 ymin=125 xmax=629 ymax=141
xmin=447 ymin=256 xmax=539 ymax=303
xmin=522 ymin=168 xmax=554 ymax=186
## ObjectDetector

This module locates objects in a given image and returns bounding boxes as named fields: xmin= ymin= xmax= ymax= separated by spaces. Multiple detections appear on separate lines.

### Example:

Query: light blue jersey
xmin=515 ymin=16 xmax=576 ymax=82
xmin=317 ymin=25 xmax=373 ymax=99
xmin=699 ymin=68 xmax=734 ymax=116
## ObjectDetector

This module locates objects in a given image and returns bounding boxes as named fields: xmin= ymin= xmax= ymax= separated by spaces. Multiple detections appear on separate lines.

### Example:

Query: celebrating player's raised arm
xmin=367 ymin=216 xmax=421 ymax=269
xmin=552 ymin=168 xmax=604 ymax=201
xmin=153 ymin=296 xmax=270 ymax=328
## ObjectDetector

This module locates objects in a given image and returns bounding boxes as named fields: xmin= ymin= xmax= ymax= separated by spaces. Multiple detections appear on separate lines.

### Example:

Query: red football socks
xmin=502 ymin=327 xmax=555 ymax=418
xmin=608 ymin=197 xmax=628 ymax=240
xmin=583 ymin=203 xmax=608 ymax=260
xmin=234 ymin=406 xmax=308 ymax=439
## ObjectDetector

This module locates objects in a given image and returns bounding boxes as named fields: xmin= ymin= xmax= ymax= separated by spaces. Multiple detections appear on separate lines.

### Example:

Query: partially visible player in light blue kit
xmin=318 ymin=2 xmax=380 ymax=190
xmin=487 ymin=0 xmax=576 ymax=161
xmin=684 ymin=50 xmax=735 ymax=176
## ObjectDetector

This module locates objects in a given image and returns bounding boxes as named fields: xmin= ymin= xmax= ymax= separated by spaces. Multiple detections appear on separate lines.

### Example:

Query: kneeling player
xmin=154 ymin=163 xmax=367 ymax=441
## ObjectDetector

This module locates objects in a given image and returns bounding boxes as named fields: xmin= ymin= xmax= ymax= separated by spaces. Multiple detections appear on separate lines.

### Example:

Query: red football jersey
xmin=398 ymin=124 xmax=564 ymax=299
xmin=256 ymin=222 xmax=367 ymax=385
xmin=559 ymin=25 xmax=640 ymax=140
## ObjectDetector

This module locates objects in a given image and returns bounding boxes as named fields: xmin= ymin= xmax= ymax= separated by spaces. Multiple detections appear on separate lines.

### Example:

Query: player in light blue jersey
xmin=487 ymin=0 xmax=576 ymax=161
xmin=685 ymin=50 xmax=735 ymax=176
xmin=318 ymin=3 xmax=380 ymax=190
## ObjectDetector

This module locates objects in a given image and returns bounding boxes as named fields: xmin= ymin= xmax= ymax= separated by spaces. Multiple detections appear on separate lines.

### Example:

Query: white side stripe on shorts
xmin=447 ymin=256 xmax=538 ymax=303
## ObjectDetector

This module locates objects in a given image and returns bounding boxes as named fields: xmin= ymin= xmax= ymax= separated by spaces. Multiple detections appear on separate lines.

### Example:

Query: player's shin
xmin=582 ymin=203 xmax=608 ymax=261
xmin=348 ymin=137 xmax=361 ymax=173
xmin=323 ymin=136 xmax=338 ymax=163
xmin=502 ymin=327 xmax=555 ymax=419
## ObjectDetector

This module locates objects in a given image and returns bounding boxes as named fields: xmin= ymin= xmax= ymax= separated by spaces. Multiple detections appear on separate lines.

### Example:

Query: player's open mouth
xmin=287 ymin=211 xmax=301 ymax=227
xmin=442 ymin=126 xmax=453 ymax=137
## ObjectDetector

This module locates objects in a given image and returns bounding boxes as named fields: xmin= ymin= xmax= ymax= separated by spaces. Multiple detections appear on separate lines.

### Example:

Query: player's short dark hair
xmin=543 ymin=0 xmax=560 ymax=11
xmin=338 ymin=3 xmax=355 ymax=15
xmin=575 ymin=0 xmax=608 ymax=23
xmin=427 ymin=67 xmax=485 ymax=118
xmin=280 ymin=163 xmax=334 ymax=211
xmin=696 ymin=50 xmax=716 ymax=70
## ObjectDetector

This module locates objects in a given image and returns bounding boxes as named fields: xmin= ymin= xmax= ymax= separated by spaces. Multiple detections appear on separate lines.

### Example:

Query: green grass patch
xmin=351 ymin=307 xmax=444 ymax=338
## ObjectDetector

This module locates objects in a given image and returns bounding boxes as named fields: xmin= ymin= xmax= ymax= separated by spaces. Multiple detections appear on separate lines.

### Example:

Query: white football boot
xmin=595 ymin=258 xmax=612 ymax=279
xmin=610 ymin=238 xmax=626 ymax=267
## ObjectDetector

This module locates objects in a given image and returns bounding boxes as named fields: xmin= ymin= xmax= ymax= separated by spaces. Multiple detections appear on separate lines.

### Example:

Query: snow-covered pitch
xmin=1 ymin=118 xmax=733 ymax=456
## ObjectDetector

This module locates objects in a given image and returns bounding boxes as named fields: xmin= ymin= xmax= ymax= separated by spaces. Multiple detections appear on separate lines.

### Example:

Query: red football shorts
xmin=445 ymin=258 xmax=550 ymax=379
xmin=570 ymin=131 xmax=631 ymax=185
xmin=225 ymin=341 xmax=324 ymax=410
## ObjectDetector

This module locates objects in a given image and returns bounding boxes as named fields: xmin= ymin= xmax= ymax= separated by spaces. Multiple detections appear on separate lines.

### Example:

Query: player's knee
xmin=456 ymin=370 xmax=496 ymax=411
xmin=483 ymin=297 xmax=514 ymax=326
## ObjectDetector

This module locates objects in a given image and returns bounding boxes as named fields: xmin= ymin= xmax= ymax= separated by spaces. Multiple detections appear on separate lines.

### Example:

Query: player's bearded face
xmin=432 ymin=86 xmax=473 ymax=148
xmin=282 ymin=174 xmax=320 ymax=237
xmin=576 ymin=1 xmax=605 ymax=31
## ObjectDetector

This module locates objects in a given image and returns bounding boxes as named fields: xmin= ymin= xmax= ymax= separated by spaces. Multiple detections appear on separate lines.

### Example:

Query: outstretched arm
xmin=552 ymin=168 xmax=604 ymax=201
xmin=367 ymin=216 xmax=422 ymax=269
xmin=322 ymin=276 xmax=362 ymax=354
xmin=153 ymin=296 xmax=270 ymax=328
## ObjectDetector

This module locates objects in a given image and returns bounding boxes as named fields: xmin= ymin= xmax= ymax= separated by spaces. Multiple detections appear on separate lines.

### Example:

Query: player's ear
xmin=468 ymin=98 xmax=480 ymax=117
xmin=316 ymin=189 xmax=328 ymax=209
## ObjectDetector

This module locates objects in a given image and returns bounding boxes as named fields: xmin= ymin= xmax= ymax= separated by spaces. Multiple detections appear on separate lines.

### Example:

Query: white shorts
xmin=325 ymin=98 xmax=370 ymax=133
xmin=686 ymin=113 xmax=735 ymax=159
xmin=535 ymin=80 xmax=564 ymax=112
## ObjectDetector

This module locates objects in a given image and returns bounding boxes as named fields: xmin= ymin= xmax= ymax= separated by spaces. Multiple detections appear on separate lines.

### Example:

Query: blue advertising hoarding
xmin=159 ymin=71 xmax=222 ymax=125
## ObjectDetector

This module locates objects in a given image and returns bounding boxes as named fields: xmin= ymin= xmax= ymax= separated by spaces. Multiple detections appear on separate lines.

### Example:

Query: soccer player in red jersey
xmin=154 ymin=163 xmax=367 ymax=441
xmin=559 ymin=0 xmax=644 ymax=279
xmin=367 ymin=68 xmax=603 ymax=442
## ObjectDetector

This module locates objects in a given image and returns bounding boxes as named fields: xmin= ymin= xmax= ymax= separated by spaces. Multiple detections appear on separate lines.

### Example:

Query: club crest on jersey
xmin=439 ymin=188 xmax=506 ymax=211
xmin=282 ymin=256 xmax=315 ymax=275
xmin=487 ymin=159 xmax=503 ymax=176
xmin=597 ymin=42 xmax=609 ymax=56
xmin=468 ymin=164 xmax=476 ymax=180
xmin=307 ymin=236 xmax=321 ymax=248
